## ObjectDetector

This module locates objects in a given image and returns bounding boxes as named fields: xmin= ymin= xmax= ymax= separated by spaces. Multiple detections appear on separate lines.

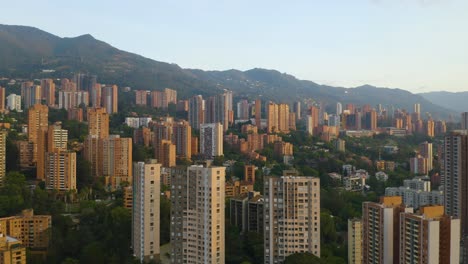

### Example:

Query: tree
xmin=61 ymin=258 xmax=79 ymax=264
xmin=284 ymin=253 xmax=322 ymax=264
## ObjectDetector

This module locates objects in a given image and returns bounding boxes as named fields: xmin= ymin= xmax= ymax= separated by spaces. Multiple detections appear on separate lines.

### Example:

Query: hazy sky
xmin=3 ymin=0 xmax=468 ymax=92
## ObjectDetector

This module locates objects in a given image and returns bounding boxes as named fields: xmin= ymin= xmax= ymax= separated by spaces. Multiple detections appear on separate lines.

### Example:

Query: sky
xmin=2 ymin=0 xmax=468 ymax=93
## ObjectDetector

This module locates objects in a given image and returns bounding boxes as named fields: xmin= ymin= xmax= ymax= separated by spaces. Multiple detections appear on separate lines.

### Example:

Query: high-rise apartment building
xmin=135 ymin=90 xmax=148 ymax=106
xmin=83 ymin=135 xmax=101 ymax=178
xmin=360 ymin=199 xmax=460 ymax=264
xmin=205 ymin=93 xmax=230 ymax=131
xmin=278 ymin=103 xmax=290 ymax=133
xmin=170 ymin=165 xmax=226 ymax=264
xmin=74 ymin=73 xmax=97 ymax=92
xmin=462 ymin=112 xmax=468 ymax=130
xmin=293 ymin=101 xmax=301 ymax=120
xmin=237 ymin=99 xmax=250 ymax=120
xmin=310 ymin=106 xmax=320 ymax=134
xmin=362 ymin=196 xmax=410 ymax=264
xmin=420 ymin=141 xmax=433 ymax=172
xmin=443 ymin=130 xmax=468 ymax=253
xmin=200 ymin=123 xmax=223 ymax=158
xmin=47 ymin=124 xmax=68 ymax=152
xmin=101 ymin=85 xmax=118 ymax=113
xmin=172 ymin=121 xmax=192 ymax=160
xmin=158 ymin=139 xmax=176 ymax=167
xmin=365 ymin=109 xmax=377 ymax=131
xmin=399 ymin=205 xmax=460 ymax=264
xmin=264 ymin=176 xmax=321 ymax=264
xmin=306 ymin=115 xmax=313 ymax=135
xmin=6 ymin=94 xmax=21 ymax=111
xmin=0 ymin=87 xmax=5 ymax=112
xmin=27 ymin=104 xmax=49 ymax=143
xmin=188 ymin=95 xmax=205 ymax=130
xmin=87 ymin=107 xmax=109 ymax=138
xmin=267 ymin=102 xmax=278 ymax=133
xmin=0 ymin=131 xmax=6 ymax=186
xmin=150 ymin=88 xmax=177 ymax=109
xmin=244 ymin=165 xmax=256 ymax=183
xmin=336 ymin=102 xmax=342 ymax=115
xmin=21 ymin=83 xmax=41 ymax=109
xmin=413 ymin=103 xmax=421 ymax=121
xmin=348 ymin=218 xmax=362 ymax=264
xmin=132 ymin=160 xmax=161 ymax=263
xmin=230 ymin=191 xmax=263 ymax=234
xmin=153 ymin=120 xmax=173 ymax=163
xmin=255 ymin=99 xmax=262 ymax=128
xmin=45 ymin=150 xmax=76 ymax=191
xmin=90 ymin=83 xmax=102 ymax=107
xmin=40 ymin=79 xmax=55 ymax=106
xmin=58 ymin=91 xmax=89 ymax=110
xmin=102 ymin=135 xmax=133 ymax=187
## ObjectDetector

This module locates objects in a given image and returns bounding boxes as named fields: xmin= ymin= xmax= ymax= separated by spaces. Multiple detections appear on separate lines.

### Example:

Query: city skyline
xmin=2 ymin=0 xmax=468 ymax=93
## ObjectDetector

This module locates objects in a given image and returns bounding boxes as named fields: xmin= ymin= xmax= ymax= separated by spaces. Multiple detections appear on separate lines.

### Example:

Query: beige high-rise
xmin=158 ymin=139 xmax=176 ymax=167
xmin=0 ymin=87 xmax=5 ymax=112
xmin=348 ymin=218 xmax=363 ymax=264
xmin=87 ymin=107 xmax=109 ymax=138
xmin=40 ymin=79 xmax=55 ymax=106
xmin=83 ymin=135 xmax=102 ymax=178
xmin=28 ymin=104 xmax=49 ymax=180
xmin=172 ymin=121 xmax=192 ymax=160
xmin=102 ymin=135 xmax=133 ymax=187
xmin=28 ymin=104 xmax=49 ymax=143
xmin=37 ymin=124 xmax=68 ymax=180
xmin=0 ymin=131 xmax=6 ymax=186
xmin=264 ymin=176 xmax=321 ymax=264
xmin=171 ymin=165 xmax=226 ymax=264
xmin=45 ymin=150 xmax=76 ymax=191
xmin=132 ymin=160 xmax=161 ymax=263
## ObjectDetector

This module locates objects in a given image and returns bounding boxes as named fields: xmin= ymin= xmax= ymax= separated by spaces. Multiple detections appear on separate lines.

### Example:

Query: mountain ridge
xmin=419 ymin=91 xmax=468 ymax=114
xmin=0 ymin=24 xmax=457 ymax=118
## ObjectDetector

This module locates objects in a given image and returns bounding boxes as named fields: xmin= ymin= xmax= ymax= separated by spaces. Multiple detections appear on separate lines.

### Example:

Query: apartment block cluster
xmin=348 ymin=120 xmax=468 ymax=263
xmin=0 ymin=209 xmax=51 ymax=264
xmin=124 ymin=157 xmax=322 ymax=264
xmin=0 ymin=74 xmax=122 ymax=190
xmin=349 ymin=197 xmax=460 ymax=264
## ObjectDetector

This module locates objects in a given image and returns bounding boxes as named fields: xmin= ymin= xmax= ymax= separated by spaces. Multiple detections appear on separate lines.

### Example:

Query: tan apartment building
xmin=132 ymin=160 xmax=161 ymax=263
xmin=0 ymin=209 xmax=51 ymax=250
xmin=362 ymin=196 xmax=412 ymax=264
xmin=399 ymin=205 xmax=460 ymax=264
xmin=87 ymin=107 xmax=109 ymax=138
xmin=0 ymin=235 xmax=26 ymax=264
xmin=348 ymin=218 xmax=362 ymax=264
xmin=45 ymin=150 xmax=76 ymax=191
xmin=264 ymin=176 xmax=321 ymax=264
xmin=0 ymin=131 xmax=6 ymax=186
xmin=102 ymin=135 xmax=133 ymax=188
xmin=170 ymin=165 xmax=226 ymax=264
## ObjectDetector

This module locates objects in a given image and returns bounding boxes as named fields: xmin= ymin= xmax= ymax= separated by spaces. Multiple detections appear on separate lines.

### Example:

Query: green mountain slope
xmin=0 ymin=24 xmax=456 ymax=119
xmin=419 ymin=91 xmax=468 ymax=114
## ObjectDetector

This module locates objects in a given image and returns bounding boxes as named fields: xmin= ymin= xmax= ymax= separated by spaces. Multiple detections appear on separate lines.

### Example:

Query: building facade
xmin=132 ymin=160 xmax=161 ymax=263
xmin=264 ymin=176 xmax=321 ymax=264
xmin=170 ymin=165 xmax=226 ymax=264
